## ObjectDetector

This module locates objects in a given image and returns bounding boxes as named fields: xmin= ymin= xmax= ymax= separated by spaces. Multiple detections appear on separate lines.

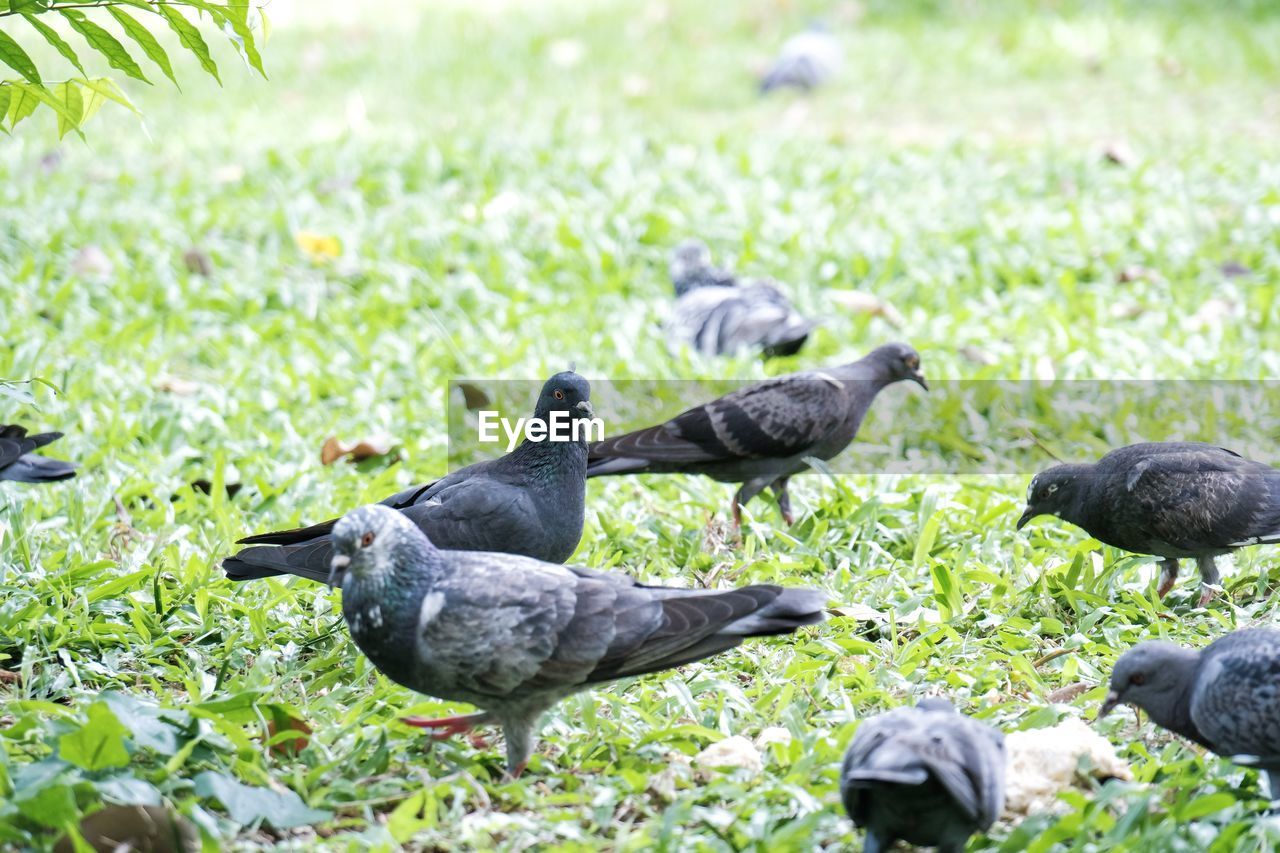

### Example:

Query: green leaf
xmin=58 ymin=702 xmax=131 ymax=772
xmin=1174 ymin=791 xmax=1238 ymax=820
xmin=24 ymin=14 xmax=86 ymax=76
xmin=208 ymin=5 xmax=265 ymax=77
xmin=74 ymin=76 xmax=139 ymax=115
xmin=15 ymin=783 xmax=78 ymax=828
xmin=0 ymin=28 xmax=41 ymax=84
xmin=193 ymin=771 xmax=330 ymax=828
xmin=53 ymin=80 xmax=83 ymax=138
xmin=157 ymin=6 xmax=220 ymax=85
xmin=17 ymin=80 xmax=85 ymax=134
xmin=60 ymin=9 xmax=150 ymax=84
xmin=107 ymin=8 xmax=177 ymax=87
xmin=0 ymin=85 xmax=10 ymax=131
xmin=6 ymin=82 xmax=43 ymax=128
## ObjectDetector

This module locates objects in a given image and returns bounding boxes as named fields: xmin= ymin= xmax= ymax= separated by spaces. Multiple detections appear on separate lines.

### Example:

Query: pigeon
xmin=223 ymin=372 xmax=593 ymax=584
xmin=1099 ymin=628 xmax=1280 ymax=805
xmin=666 ymin=239 xmax=815 ymax=358
xmin=587 ymin=343 xmax=926 ymax=526
xmin=759 ymin=25 xmax=843 ymax=94
xmin=1018 ymin=442 xmax=1280 ymax=605
xmin=841 ymin=698 xmax=1006 ymax=853
xmin=329 ymin=503 xmax=827 ymax=776
xmin=0 ymin=424 xmax=77 ymax=483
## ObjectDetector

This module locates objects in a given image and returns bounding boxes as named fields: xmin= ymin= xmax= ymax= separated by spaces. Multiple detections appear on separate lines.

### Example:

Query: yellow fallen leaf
xmin=294 ymin=230 xmax=342 ymax=261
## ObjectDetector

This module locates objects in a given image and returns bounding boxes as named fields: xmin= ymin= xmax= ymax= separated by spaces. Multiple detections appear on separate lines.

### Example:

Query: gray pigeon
xmin=841 ymin=698 xmax=1006 ymax=853
xmin=587 ymin=343 xmax=926 ymax=526
xmin=223 ymin=372 xmax=593 ymax=584
xmin=666 ymin=239 xmax=815 ymax=358
xmin=759 ymin=25 xmax=843 ymax=94
xmin=329 ymin=503 xmax=826 ymax=776
xmin=0 ymin=425 xmax=77 ymax=483
xmin=1018 ymin=442 xmax=1280 ymax=605
xmin=1099 ymin=628 xmax=1280 ymax=805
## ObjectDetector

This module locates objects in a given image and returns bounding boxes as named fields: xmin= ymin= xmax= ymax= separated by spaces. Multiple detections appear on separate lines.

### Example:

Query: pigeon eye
xmin=1047 ymin=483 xmax=1059 ymax=495
xmin=360 ymin=531 xmax=376 ymax=548
xmin=1130 ymin=673 xmax=1146 ymax=686
xmin=554 ymin=389 xmax=565 ymax=400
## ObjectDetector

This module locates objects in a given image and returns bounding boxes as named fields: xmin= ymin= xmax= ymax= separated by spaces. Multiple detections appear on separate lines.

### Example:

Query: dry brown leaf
xmin=830 ymin=290 xmax=905 ymax=328
xmin=0 ymin=669 xmax=17 ymax=684
xmin=1117 ymin=265 xmax=1156 ymax=283
xmin=266 ymin=716 xmax=313 ymax=757
xmin=959 ymin=345 xmax=997 ymax=365
xmin=1101 ymin=140 xmax=1136 ymax=167
xmin=154 ymin=376 xmax=199 ymax=396
xmin=182 ymin=247 xmax=213 ymax=277
xmin=321 ymin=435 xmax=395 ymax=465
xmin=1045 ymin=682 xmax=1092 ymax=704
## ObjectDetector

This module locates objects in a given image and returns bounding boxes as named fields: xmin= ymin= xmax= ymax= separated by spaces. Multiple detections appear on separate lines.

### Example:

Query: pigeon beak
xmin=328 ymin=553 xmax=351 ymax=587
xmin=1016 ymin=506 xmax=1038 ymax=530
xmin=1096 ymin=691 xmax=1121 ymax=721
xmin=575 ymin=400 xmax=595 ymax=418
xmin=912 ymin=372 xmax=928 ymax=391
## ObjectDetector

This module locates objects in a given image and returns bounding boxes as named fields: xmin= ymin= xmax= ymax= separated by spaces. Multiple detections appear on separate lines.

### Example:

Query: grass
xmin=2 ymin=0 xmax=1280 ymax=848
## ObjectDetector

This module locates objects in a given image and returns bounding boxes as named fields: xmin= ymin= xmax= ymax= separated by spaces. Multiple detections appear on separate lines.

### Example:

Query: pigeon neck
xmin=1055 ymin=466 xmax=1099 ymax=528
xmin=1141 ymin=653 xmax=1209 ymax=747
xmin=511 ymin=429 xmax=588 ymax=481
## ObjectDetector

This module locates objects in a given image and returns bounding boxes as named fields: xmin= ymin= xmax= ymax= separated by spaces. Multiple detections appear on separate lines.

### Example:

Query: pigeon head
xmin=329 ymin=504 xmax=432 ymax=587
xmin=868 ymin=342 xmax=927 ymax=390
xmin=1017 ymin=464 xmax=1090 ymax=530
xmin=669 ymin=239 xmax=713 ymax=287
xmin=1098 ymin=640 xmax=1199 ymax=724
xmin=915 ymin=697 xmax=957 ymax=714
xmin=533 ymin=371 xmax=594 ymax=421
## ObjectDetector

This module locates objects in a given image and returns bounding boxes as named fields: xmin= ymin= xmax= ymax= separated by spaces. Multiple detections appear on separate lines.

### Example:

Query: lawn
xmin=2 ymin=0 xmax=1280 ymax=849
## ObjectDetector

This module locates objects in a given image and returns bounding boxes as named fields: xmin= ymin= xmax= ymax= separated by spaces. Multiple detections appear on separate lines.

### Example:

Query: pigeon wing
xmin=1190 ymin=630 xmax=1280 ymax=762
xmin=589 ymin=373 xmax=845 ymax=467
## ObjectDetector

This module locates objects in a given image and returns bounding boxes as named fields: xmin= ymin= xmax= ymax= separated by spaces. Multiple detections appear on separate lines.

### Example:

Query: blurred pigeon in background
xmin=666 ymin=240 xmax=815 ymax=358
xmin=0 ymin=424 xmax=77 ymax=483
xmin=1100 ymin=628 xmax=1280 ymax=805
xmin=223 ymin=372 xmax=593 ymax=583
xmin=841 ymin=698 xmax=1006 ymax=853
xmin=1018 ymin=442 xmax=1280 ymax=605
xmin=759 ymin=24 xmax=843 ymax=94
xmin=588 ymin=343 xmax=926 ymax=526
xmin=329 ymin=504 xmax=827 ymax=775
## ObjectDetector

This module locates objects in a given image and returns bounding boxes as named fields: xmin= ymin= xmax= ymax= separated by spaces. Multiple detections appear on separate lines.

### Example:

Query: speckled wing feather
xmin=1190 ymin=629 xmax=1280 ymax=762
xmin=1098 ymin=443 xmax=1277 ymax=551
xmin=588 ymin=373 xmax=845 ymax=468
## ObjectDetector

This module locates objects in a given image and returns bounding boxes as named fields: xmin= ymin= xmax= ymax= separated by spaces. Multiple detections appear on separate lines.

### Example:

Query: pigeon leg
xmin=1156 ymin=559 xmax=1180 ymax=599
xmin=1196 ymin=556 xmax=1222 ymax=607
xmin=501 ymin=715 xmax=538 ymax=778
xmin=732 ymin=479 xmax=772 ymax=529
xmin=401 ymin=712 xmax=492 ymax=740
xmin=771 ymin=477 xmax=794 ymax=525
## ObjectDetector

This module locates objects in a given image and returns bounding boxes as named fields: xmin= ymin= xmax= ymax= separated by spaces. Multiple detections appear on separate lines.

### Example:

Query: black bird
xmin=1018 ymin=442 xmax=1280 ymax=605
xmin=330 ymin=504 xmax=827 ymax=776
xmin=587 ymin=343 xmax=926 ymax=526
xmin=0 ymin=424 xmax=77 ymax=483
xmin=666 ymin=240 xmax=815 ymax=358
xmin=1100 ymin=628 xmax=1280 ymax=806
xmin=223 ymin=372 xmax=593 ymax=584
xmin=841 ymin=698 xmax=1006 ymax=853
